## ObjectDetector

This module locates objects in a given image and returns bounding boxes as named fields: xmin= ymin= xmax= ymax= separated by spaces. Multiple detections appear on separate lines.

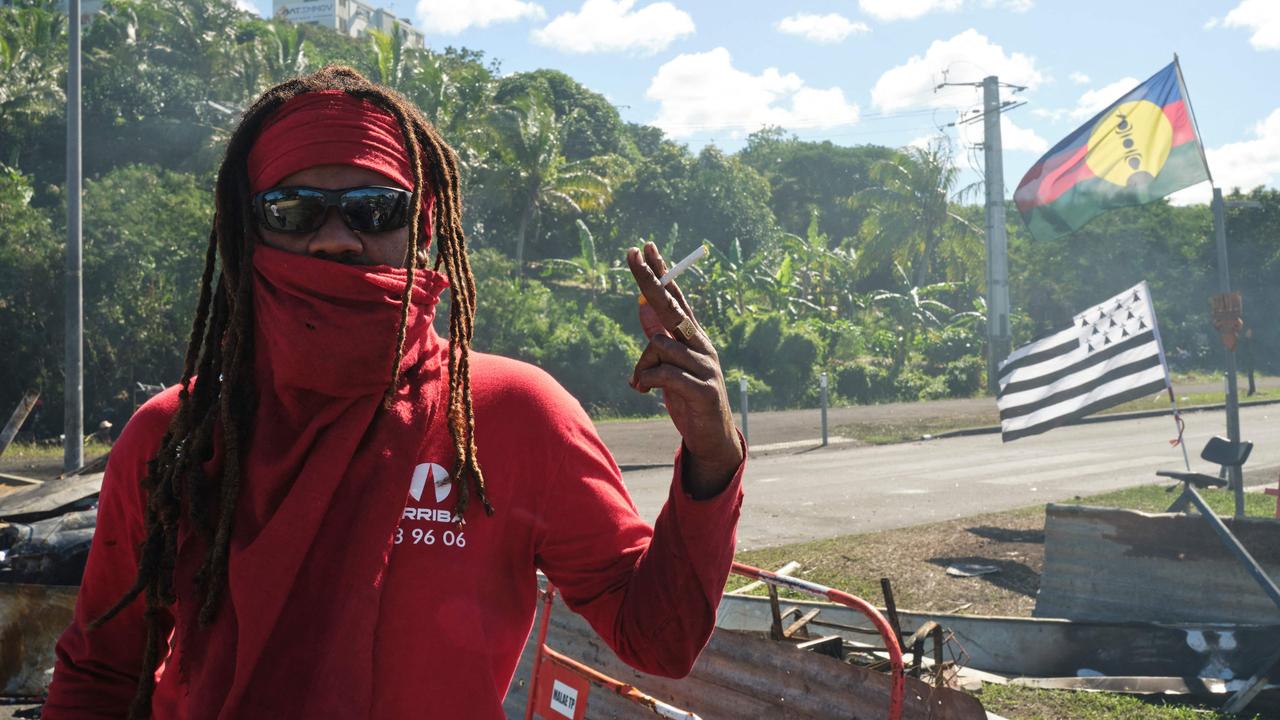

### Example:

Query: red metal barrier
xmin=525 ymin=584 xmax=703 ymax=720
xmin=525 ymin=564 xmax=904 ymax=720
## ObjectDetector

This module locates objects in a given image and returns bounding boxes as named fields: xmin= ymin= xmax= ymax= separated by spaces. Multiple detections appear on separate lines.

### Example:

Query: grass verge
xmin=978 ymin=684 xmax=1264 ymax=720
xmin=1 ymin=440 xmax=113 ymax=462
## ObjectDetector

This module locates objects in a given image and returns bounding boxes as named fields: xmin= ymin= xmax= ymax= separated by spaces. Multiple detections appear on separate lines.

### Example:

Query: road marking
xmin=978 ymin=456 xmax=1173 ymax=486
xmin=750 ymin=436 xmax=855 ymax=452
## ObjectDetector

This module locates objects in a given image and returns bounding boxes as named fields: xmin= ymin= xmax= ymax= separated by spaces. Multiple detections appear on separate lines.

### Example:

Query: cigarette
xmin=639 ymin=245 xmax=707 ymax=305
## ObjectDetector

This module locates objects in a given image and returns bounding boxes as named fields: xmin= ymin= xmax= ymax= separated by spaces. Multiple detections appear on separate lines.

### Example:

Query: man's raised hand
xmin=627 ymin=242 xmax=743 ymax=498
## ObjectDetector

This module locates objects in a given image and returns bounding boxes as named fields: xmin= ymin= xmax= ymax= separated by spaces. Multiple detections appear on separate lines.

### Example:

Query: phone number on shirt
xmin=394 ymin=527 xmax=466 ymax=547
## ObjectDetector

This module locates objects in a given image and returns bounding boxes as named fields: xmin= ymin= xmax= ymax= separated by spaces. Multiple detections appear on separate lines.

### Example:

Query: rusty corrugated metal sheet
xmin=0 ymin=584 xmax=77 ymax=695
xmin=1037 ymin=504 xmax=1280 ymax=624
xmin=504 ymin=592 xmax=985 ymax=720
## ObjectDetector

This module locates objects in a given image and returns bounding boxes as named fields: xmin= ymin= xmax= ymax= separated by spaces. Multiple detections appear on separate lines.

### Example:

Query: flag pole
xmin=1167 ymin=389 xmax=1191 ymax=471
xmin=1141 ymin=281 xmax=1190 ymax=471
xmin=1173 ymin=53 xmax=1213 ymax=186
xmin=1174 ymin=57 xmax=1244 ymax=512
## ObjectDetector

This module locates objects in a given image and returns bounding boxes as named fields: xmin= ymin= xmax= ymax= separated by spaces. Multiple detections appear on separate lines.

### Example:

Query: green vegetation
xmin=2 ymin=0 xmax=1277 ymax=439
xmin=2 ymin=439 xmax=113 ymax=462
xmin=979 ymin=684 xmax=1263 ymax=720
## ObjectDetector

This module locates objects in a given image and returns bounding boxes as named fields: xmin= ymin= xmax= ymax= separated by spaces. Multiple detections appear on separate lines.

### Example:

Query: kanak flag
xmin=1014 ymin=60 xmax=1210 ymax=241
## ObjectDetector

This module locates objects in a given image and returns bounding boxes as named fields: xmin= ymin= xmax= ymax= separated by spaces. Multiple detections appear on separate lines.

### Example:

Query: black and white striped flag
xmin=996 ymin=281 xmax=1171 ymax=442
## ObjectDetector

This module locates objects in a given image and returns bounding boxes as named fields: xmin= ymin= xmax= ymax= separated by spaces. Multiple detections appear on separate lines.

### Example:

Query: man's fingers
xmin=633 ymin=363 xmax=717 ymax=398
xmin=641 ymin=243 xmax=698 ymax=321
xmin=631 ymin=335 xmax=715 ymax=390
xmin=627 ymin=244 xmax=710 ymax=351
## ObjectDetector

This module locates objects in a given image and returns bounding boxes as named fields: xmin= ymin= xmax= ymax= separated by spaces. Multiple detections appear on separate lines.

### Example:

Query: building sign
xmin=275 ymin=1 xmax=334 ymax=21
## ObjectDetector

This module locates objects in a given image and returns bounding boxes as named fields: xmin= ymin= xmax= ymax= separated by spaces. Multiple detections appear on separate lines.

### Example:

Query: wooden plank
xmin=0 ymin=390 xmax=39 ymax=459
xmin=728 ymin=560 xmax=799 ymax=595
xmin=782 ymin=608 xmax=821 ymax=639
xmin=0 ymin=471 xmax=103 ymax=522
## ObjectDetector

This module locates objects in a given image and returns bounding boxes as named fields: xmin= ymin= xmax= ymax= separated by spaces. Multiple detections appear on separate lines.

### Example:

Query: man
xmin=44 ymin=67 xmax=744 ymax=719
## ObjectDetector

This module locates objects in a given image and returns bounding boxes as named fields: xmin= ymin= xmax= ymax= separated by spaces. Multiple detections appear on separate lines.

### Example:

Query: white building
xmin=272 ymin=0 xmax=425 ymax=49
xmin=2 ymin=0 xmax=104 ymax=25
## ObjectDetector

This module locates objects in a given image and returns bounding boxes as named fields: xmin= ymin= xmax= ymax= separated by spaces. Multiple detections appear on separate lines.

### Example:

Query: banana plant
xmin=868 ymin=262 xmax=958 ymax=380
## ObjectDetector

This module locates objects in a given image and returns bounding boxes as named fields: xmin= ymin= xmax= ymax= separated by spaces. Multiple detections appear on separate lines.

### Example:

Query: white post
xmin=819 ymin=372 xmax=828 ymax=447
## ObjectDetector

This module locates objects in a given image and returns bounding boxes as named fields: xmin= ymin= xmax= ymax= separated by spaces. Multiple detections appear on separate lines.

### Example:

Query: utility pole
xmin=938 ymin=75 xmax=1025 ymax=392
xmin=65 ymin=0 xmax=84 ymax=472
xmin=982 ymin=76 xmax=1011 ymax=390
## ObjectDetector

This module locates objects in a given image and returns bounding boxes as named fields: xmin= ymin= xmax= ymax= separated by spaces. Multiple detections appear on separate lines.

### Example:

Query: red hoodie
xmin=44 ymin=248 xmax=744 ymax=719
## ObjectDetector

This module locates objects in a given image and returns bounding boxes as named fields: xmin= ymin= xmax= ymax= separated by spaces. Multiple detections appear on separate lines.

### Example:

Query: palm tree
xmin=405 ymin=50 xmax=494 ymax=174
xmin=241 ymin=20 xmax=309 ymax=91
xmin=0 ymin=1 xmax=66 ymax=164
xmin=483 ymin=91 xmax=616 ymax=276
xmin=854 ymin=139 xmax=980 ymax=290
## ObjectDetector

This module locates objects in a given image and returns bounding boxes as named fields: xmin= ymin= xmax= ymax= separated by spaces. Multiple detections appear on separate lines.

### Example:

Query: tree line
xmin=1 ymin=0 xmax=1276 ymax=438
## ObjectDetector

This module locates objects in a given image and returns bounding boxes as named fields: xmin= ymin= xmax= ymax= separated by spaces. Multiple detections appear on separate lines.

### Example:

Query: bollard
xmin=739 ymin=376 xmax=749 ymax=446
xmin=820 ymin=372 xmax=828 ymax=447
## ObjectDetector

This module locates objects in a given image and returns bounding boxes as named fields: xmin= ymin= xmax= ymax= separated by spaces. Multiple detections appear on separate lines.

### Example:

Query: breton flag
xmin=996 ymin=282 xmax=1171 ymax=442
xmin=1013 ymin=60 xmax=1210 ymax=241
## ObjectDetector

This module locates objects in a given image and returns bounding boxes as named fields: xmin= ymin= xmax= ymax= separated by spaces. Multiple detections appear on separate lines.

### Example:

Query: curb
xmin=929 ymin=398 xmax=1280 ymax=441
xmin=618 ymin=463 xmax=669 ymax=472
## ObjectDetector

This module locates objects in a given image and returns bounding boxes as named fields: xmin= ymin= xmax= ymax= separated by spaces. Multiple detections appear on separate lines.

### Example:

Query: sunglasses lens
xmin=340 ymin=187 xmax=410 ymax=233
xmin=258 ymin=189 xmax=327 ymax=233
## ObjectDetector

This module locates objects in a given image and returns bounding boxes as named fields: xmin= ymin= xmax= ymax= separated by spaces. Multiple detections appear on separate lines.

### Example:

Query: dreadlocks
xmin=89 ymin=66 xmax=491 ymax=719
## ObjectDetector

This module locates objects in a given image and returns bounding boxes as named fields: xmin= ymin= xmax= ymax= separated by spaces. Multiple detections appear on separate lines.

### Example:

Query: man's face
xmin=255 ymin=164 xmax=415 ymax=268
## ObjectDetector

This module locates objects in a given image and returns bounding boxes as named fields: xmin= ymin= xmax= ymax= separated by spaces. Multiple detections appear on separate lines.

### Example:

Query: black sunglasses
xmin=251 ymin=185 xmax=412 ymax=234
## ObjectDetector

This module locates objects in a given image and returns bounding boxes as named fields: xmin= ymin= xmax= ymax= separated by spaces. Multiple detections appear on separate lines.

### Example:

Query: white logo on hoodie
xmin=408 ymin=462 xmax=452 ymax=503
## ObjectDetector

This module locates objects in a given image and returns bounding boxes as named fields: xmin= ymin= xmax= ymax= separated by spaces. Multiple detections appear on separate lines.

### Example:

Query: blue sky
xmin=247 ymin=0 xmax=1280 ymax=204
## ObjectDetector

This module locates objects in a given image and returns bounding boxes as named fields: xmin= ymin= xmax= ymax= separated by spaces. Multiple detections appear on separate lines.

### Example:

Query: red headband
xmin=247 ymin=91 xmax=420 ymax=192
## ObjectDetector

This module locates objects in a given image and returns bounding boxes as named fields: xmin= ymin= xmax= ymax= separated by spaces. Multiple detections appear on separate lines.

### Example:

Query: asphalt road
xmin=620 ymin=404 xmax=1280 ymax=551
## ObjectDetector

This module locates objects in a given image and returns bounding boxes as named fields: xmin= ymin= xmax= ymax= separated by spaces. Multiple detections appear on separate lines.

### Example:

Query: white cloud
xmin=870 ymin=29 xmax=1043 ymax=112
xmin=954 ymin=113 xmax=1047 ymax=154
xmin=1069 ymin=71 xmax=1090 ymax=85
xmin=1031 ymin=107 xmax=1065 ymax=122
xmin=1069 ymin=76 xmax=1138 ymax=120
xmin=776 ymin=13 xmax=869 ymax=44
xmin=416 ymin=0 xmax=545 ymax=35
xmin=859 ymin=0 xmax=1029 ymax=21
xmin=532 ymin=0 xmax=694 ymax=55
xmin=1172 ymin=107 xmax=1280 ymax=204
xmin=646 ymin=48 xmax=860 ymax=138
xmin=908 ymin=134 xmax=943 ymax=151
xmin=859 ymin=0 xmax=962 ymax=21
xmin=1222 ymin=0 xmax=1280 ymax=50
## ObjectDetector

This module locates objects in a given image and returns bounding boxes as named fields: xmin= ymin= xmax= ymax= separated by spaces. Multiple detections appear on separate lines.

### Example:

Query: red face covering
xmin=161 ymin=94 xmax=457 ymax=718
